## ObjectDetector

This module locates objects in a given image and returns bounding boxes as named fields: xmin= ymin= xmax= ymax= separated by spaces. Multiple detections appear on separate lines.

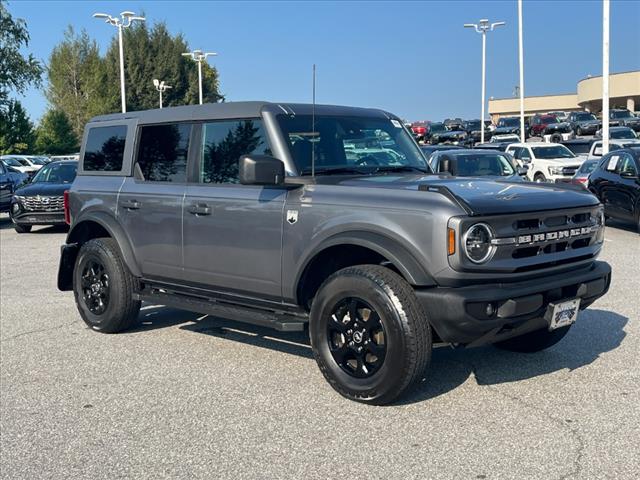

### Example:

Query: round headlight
xmin=463 ymin=223 xmax=495 ymax=264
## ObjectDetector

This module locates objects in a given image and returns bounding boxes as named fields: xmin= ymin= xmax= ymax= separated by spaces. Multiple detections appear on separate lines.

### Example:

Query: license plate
xmin=546 ymin=298 xmax=581 ymax=331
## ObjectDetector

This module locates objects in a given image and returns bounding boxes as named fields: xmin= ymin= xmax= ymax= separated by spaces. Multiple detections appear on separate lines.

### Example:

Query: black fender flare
xmin=294 ymin=230 xmax=436 ymax=300
xmin=67 ymin=211 xmax=142 ymax=277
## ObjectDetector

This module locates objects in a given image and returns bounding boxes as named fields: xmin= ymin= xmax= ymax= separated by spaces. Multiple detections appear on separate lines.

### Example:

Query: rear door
xmin=182 ymin=119 xmax=286 ymax=301
xmin=117 ymin=123 xmax=191 ymax=280
xmin=613 ymin=153 xmax=639 ymax=220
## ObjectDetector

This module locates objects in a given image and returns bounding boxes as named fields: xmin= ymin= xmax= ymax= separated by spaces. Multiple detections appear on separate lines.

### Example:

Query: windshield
xmin=610 ymin=129 xmax=637 ymax=139
xmin=452 ymin=153 xmax=515 ymax=176
xmin=3 ymin=158 xmax=27 ymax=167
xmin=500 ymin=118 xmax=519 ymax=127
xmin=277 ymin=114 xmax=429 ymax=175
xmin=541 ymin=116 xmax=559 ymax=124
xmin=430 ymin=123 xmax=446 ymax=133
xmin=578 ymin=160 xmax=598 ymax=174
xmin=531 ymin=145 xmax=576 ymax=159
xmin=30 ymin=162 xmax=77 ymax=183
xmin=27 ymin=156 xmax=46 ymax=165
xmin=466 ymin=121 xmax=481 ymax=130
xmin=575 ymin=113 xmax=596 ymax=121
xmin=611 ymin=111 xmax=630 ymax=119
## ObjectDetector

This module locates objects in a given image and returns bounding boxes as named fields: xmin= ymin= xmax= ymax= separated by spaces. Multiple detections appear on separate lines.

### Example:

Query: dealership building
xmin=488 ymin=70 xmax=640 ymax=122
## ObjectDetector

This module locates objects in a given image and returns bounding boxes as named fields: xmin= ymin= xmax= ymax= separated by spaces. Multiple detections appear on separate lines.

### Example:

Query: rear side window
xmin=136 ymin=124 xmax=191 ymax=182
xmin=83 ymin=126 xmax=127 ymax=171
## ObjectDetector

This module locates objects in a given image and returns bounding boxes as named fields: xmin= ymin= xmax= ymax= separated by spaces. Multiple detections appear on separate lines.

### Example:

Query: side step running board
xmin=133 ymin=289 xmax=307 ymax=332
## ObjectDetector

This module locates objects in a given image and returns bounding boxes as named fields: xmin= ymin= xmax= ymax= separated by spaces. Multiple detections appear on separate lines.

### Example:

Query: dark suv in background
xmin=567 ymin=111 xmax=601 ymax=136
xmin=10 ymin=160 xmax=77 ymax=233
xmin=57 ymin=101 xmax=611 ymax=405
xmin=609 ymin=109 xmax=640 ymax=132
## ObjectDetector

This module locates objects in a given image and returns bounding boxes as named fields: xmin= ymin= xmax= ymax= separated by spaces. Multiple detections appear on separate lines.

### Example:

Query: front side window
xmin=199 ymin=119 xmax=271 ymax=184
xmin=531 ymin=145 xmax=575 ymax=159
xmin=136 ymin=124 xmax=191 ymax=182
xmin=84 ymin=126 xmax=127 ymax=171
xmin=619 ymin=154 xmax=638 ymax=176
xmin=277 ymin=114 xmax=428 ymax=175
xmin=30 ymin=162 xmax=77 ymax=183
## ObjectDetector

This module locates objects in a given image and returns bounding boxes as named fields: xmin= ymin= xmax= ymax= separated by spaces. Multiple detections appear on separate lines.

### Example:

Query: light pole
xmin=93 ymin=11 xmax=145 ymax=113
xmin=518 ymin=0 xmax=526 ymax=143
xmin=182 ymin=49 xmax=217 ymax=105
xmin=464 ymin=19 xmax=506 ymax=143
xmin=602 ymin=0 xmax=610 ymax=155
xmin=153 ymin=79 xmax=172 ymax=109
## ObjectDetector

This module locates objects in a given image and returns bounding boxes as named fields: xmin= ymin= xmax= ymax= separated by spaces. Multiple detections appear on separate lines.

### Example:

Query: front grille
xmin=21 ymin=195 xmax=64 ymax=212
xmin=453 ymin=205 xmax=604 ymax=274
xmin=562 ymin=167 xmax=578 ymax=176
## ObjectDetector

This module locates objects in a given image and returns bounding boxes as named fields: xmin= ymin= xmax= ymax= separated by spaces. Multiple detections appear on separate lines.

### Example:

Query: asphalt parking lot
xmin=1 ymin=213 xmax=638 ymax=480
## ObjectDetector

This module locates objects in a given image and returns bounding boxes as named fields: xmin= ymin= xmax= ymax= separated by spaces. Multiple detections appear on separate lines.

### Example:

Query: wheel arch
xmin=58 ymin=211 xmax=141 ymax=291
xmin=294 ymin=231 xmax=436 ymax=309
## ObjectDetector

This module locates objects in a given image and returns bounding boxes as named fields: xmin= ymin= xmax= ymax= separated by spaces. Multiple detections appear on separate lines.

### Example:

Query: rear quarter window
xmin=83 ymin=125 xmax=127 ymax=171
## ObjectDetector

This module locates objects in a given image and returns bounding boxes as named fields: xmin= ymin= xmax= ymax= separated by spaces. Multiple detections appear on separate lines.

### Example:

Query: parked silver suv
xmin=58 ymin=102 xmax=611 ymax=404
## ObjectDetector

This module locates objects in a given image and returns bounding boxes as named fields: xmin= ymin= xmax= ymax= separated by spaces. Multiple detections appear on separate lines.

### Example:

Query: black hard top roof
xmin=88 ymin=101 xmax=394 ymax=125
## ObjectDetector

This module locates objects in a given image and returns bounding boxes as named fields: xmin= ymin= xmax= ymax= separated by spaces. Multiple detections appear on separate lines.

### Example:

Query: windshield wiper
xmin=373 ymin=165 xmax=430 ymax=174
xmin=299 ymin=166 xmax=371 ymax=176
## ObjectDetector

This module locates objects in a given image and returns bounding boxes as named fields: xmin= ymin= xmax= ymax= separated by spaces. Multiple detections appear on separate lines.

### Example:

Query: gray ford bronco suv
xmin=58 ymin=102 xmax=611 ymax=404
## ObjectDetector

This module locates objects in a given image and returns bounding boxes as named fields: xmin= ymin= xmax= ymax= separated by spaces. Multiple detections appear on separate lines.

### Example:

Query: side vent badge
xmin=287 ymin=210 xmax=299 ymax=225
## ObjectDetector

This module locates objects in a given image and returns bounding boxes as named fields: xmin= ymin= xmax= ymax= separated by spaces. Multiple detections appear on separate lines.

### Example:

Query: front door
xmin=182 ymin=119 xmax=286 ymax=301
xmin=117 ymin=123 xmax=191 ymax=280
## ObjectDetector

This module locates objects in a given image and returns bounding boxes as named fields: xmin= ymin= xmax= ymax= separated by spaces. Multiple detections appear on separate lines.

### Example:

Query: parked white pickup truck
xmin=586 ymin=138 xmax=640 ymax=160
xmin=505 ymin=142 xmax=585 ymax=183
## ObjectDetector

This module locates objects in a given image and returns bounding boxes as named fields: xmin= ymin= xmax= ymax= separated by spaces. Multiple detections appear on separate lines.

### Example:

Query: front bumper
xmin=11 ymin=209 xmax=66 ymax=225
xmin=415 ymin=261 xmax=611 ymax=346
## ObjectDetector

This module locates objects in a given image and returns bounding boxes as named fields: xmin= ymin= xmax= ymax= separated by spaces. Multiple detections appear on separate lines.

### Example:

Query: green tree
xmin=34 ymin=109 xmax=78 ymax=154
xmin=45 ymin=26 xmax=108 ymax=140
xmin=103 ymin=21 xmax=222 ymax=111
xmin=0 ymin=99 xmax=34 ymax=153
xmin=0 ymin=1 xmax=43 ymax=109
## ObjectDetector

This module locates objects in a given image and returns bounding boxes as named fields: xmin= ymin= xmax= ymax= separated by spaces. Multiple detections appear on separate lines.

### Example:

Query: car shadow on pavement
xmin=127 ymin=305 xmax=627 ymax=405
xmin=401 ymin=308 xmax=628 ymax=405
xmin=180 ymin=315 xmax=313 ymax=359
xmin=605 ymin=218 xmax=637 ymax=234
xmin=0 ymin=214 xmax=14 ymax=229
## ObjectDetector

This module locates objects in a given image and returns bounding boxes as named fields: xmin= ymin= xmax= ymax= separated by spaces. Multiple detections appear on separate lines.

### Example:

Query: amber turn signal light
xmin=447 ymin=228 xmax=456 ymax=255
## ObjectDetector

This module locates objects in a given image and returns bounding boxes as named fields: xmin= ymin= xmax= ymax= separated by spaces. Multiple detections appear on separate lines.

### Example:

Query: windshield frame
xmin=276 ymin=114 xmax=432 ymax=176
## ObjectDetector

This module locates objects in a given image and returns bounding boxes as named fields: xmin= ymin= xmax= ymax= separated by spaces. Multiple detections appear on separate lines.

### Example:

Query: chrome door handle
xmin=188 ymin=204 xmax=211 ymax=216
xmin=121 ymin=200 xmax=140 ymax=210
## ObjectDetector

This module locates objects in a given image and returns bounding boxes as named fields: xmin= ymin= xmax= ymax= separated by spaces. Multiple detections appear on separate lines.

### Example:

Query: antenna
xmin=311 ymin=64 xmax=316 ymax=177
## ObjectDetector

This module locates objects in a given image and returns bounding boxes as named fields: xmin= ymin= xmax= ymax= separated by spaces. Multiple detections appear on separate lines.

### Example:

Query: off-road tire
xmin=309 ymin=265 xmax=432 ymax=405
xmin=576 ymin=126 xmax=583 ymax=136
xmin=73 ymin=237 xmax=140 ymax=333
xmin=14 ymin=224 xmax=32 ymax=233
xmin=494 ymin=325 xmax=572 ymax=353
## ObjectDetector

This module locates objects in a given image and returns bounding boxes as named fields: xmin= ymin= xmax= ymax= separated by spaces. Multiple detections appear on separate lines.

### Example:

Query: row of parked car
xmin=410 ymin=108 xmax=640 ymax=146
xmin=0 ymin=154 xmax=79 ymax=231
xmin=1 ymin=124 xmax=638 ymax=235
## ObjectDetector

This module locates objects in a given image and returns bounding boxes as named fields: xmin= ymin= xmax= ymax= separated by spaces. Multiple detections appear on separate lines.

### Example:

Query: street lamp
xmin=464 ymin=19 xmax=506 ymax=143
xmin=153 ymin=79 xmax=172 ymax=109
xmin=93 ymin=11 xmax=145 ymax=113
xmin=182 ymin=49 xmax=217 ymax=105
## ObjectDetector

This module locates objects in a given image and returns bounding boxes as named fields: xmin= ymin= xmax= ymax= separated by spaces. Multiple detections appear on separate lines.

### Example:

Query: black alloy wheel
xmin=80 ymin=259 xmax=110 ymax=315
xmin=327 ymin=297 xmax=387 ymax=379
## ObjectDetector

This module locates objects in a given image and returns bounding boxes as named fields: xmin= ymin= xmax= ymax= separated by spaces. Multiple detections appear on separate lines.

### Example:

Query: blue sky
xmin=7 ymin=0 xmax=640 ymax=123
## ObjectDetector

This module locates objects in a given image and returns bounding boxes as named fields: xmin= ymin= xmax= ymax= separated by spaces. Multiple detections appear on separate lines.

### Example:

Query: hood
xmin=494 ymin=126 xmax=519 ymax=134
xmin=14 ymin=182 xmax=72 ymax=197
xmin=318 ymin=174 xmax=599 ymax=216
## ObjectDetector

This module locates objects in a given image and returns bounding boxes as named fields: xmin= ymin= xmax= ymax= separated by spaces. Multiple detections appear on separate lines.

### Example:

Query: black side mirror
xmin=439 ymin=158 xmax=452 ymax=174
xmin=239 ymin=155 xmax=285 ymax=185
xmin=517 ymin=166 xmax=529 ymax=176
